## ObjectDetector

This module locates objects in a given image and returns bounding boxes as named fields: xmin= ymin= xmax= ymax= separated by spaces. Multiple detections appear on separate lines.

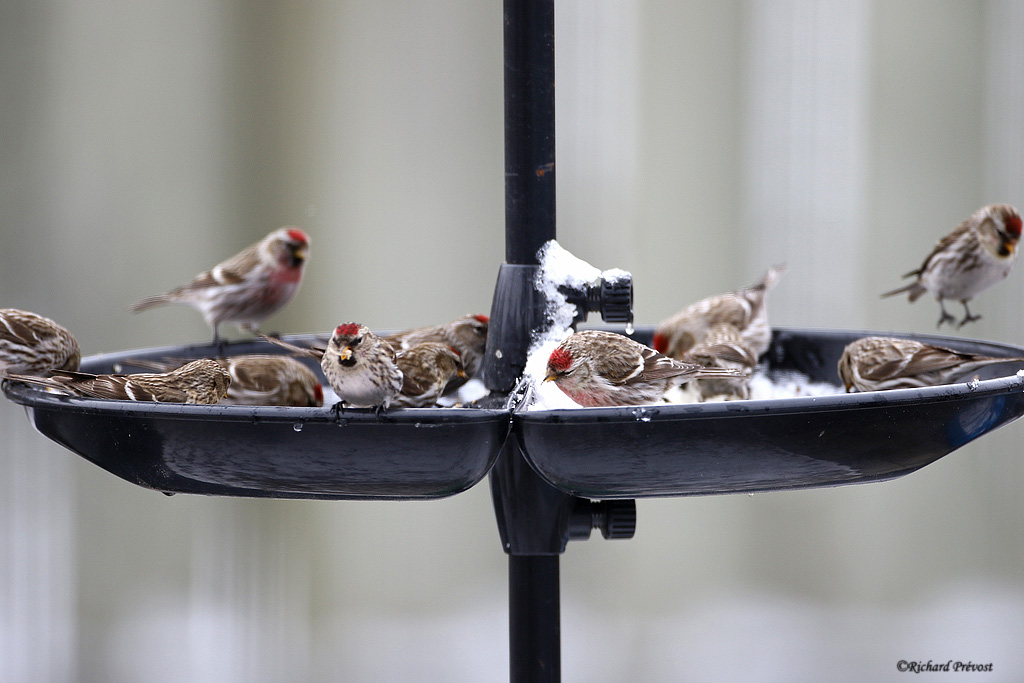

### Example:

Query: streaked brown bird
xmin=683 ymin=322 xmax=758 ymax=401
xmin=130 ymin=227 xmax=310 ymax=342
xmin=881 ymin=204 xmax=1021 ymax=327
xmin=838 ymin=336 xmax=1024 ymax=392
xmin=0 ymin=308 xmax=81 ymax=376
xmin=392 ymin=342 xmax=467 ymax=408
xmin=6 ymin=358 xmax=230 ymax=404
xmin=262 ymin=325 xmax=403 ymax=410
xmin=653 ymin=265 xmax=786 ymax=361
xmin=122 ymin=354 xmax=323 ymax=407
xmin=385 ymin=314 xmax=488 ymax=384
xmin=544 ymin=329 xmax=746 ymax=407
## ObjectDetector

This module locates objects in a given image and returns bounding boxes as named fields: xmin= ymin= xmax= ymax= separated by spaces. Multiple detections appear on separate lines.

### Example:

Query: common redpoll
xmin=0 ymin=308 xmax=81 ymax=375
xmin=837 ymin=336 xmax=1024 ymax=392
xmin=543 ymin=329 xmax=746 ymax=407
xmin=392 ymin=342 xmax=467 ymax=408
xmin=385 ymin=314 xmax=489 ymax=380
xmin=130 ymin=227 xmax=310 ymax=341
xmin=683 ymin=322 xmax=758 ymax=401
xmin=122 ymin=354 xmax=323 ymax=407
xmin=220 ymin=354 xmax=322 ymax=407
xmin=6 ymin=358 xmax=231 ymax=404
xmin=881 ymin=204 xmax=1022 ymax=327
xmin=319 ymin=323 xmax=403 ymax=410
xmin=653 ymin=265 xmax=786 ymax=360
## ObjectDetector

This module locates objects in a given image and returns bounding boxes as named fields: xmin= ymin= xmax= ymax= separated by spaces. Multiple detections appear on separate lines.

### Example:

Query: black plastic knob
xmin=596 ymin=499 xmax=636 ymax=540
xmin=597 ymin=275 xmax=633 ymax=325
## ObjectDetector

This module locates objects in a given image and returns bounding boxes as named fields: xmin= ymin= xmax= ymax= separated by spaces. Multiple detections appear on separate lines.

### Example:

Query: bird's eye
xmin=350 ymin=336 xmax=363 ymax=347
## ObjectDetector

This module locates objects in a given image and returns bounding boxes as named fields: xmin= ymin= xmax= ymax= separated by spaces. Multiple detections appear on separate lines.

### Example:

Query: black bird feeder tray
xmin=3 ymin=336 xmax=509 ymax=500
xmin=6 ymin=1 xmax=1024 ymax=681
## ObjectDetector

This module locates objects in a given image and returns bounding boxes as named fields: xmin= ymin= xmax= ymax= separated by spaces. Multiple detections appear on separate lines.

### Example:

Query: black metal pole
xmin=496 ymin=2 xmax=563 ymax=682
xmin=509 ymin=555 xmax=561 ymax=683
xmin=504 ymin=0 xmax=556 ymax=266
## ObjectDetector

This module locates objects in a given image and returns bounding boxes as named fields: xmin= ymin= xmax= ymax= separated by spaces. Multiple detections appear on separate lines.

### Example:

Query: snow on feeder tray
xmin=1 ymin=334 xmax=509 ymax=500
xmin=513 ymin=326 xmax=1024 ymax=499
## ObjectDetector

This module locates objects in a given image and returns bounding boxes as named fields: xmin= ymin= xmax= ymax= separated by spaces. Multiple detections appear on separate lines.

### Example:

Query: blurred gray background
xmin=3 ymin=0 xmax=1024 ymax=681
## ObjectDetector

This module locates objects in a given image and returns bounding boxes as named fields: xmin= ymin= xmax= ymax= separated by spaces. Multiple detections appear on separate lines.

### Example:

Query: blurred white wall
xmin=3 ymin=1 xmax=1024 ymax=681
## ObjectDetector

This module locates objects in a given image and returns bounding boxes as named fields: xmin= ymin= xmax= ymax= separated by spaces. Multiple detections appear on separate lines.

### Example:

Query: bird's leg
xmin=209 ymin=324 xmax=230 ymax=357
xmin=373 ymin=403 xmax=388 ymax=420
xmin=936 ymin=301 xmax=956 ymax=328
xmin=958 ymin=301 xmax=982 ymax=328
xmin=330 ymin=400 xmax=347 ymax=420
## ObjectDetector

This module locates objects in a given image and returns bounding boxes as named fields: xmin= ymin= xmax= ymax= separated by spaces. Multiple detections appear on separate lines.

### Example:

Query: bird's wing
xmin=913 ymin=222 xmax=971 ymax=276
xmin=630 ymin=347 xmax=704 ymax=384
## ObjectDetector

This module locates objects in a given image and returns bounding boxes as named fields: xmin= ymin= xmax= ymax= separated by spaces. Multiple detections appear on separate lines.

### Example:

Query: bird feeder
xmin=6 ymin=1 xmax=1024 ymax=681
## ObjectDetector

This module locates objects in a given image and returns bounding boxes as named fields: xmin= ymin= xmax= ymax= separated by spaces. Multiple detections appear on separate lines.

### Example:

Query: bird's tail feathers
xmin=880 ymin=280 xmax=927 ymax=301
xmin=129 ymin=294 xmax=172 ymax=313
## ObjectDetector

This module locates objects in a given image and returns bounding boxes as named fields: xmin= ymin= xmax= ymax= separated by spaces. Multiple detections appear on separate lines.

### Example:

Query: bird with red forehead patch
xmin=882 ymin=204 xmax=1022 ymax=327
xmin=385 ymin=313 xmax=489 ymax=391
xmin=543 ymin=329 xmax=748 ymax=407
xmin=319 ymin=323 xmax=403 ymax=410
xmin=131 ymin=226 xmax=310 ymax=342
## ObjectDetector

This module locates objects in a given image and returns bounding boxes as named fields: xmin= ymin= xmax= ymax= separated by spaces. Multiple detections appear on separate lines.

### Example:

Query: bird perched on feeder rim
xmin=653 ymin=265 xmax=786 ymax=361
xmin=544 ymin=329 xmax=747 ymax=407
xmin=0 ymin=308 xmax=81 ymax=376
xmin=261 ymin=324 xmax=403 ymax=411
xmin=5 ymin=358 xmax=231 ymax=404
xmin=881 ymin=203 xmax=1022 ymax=327
xmin=837 ymin=336 xmax=1024 ymax=392
xmin=130 ymin=227 xmax=310 ymax=342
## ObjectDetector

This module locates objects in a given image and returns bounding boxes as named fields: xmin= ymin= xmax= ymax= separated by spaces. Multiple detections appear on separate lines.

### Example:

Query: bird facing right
xmin=130 ymin=227 xmax=310 ymax=342
xmin=881 ymin=204 xmax=1022 ymax=327
xmin=837 ymin=336 xmax=1024 ymax=392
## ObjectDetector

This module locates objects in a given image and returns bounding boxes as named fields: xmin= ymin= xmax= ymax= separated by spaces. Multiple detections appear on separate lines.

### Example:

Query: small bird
xmin=321 ymin=323 xmax=403 ymax=410
xmin=0 ymin=308 xmax=81 ymax=376
xmin=385 ymin=314 xmax=489 ymax=380
xmin=881 ymin=204 xmax=1022 ymax=327
xmin=6 ymin=358 xmax=231 ymax=404
xmin=837 ymin=336 xmax=1024 ymax=392
xmin=543 ymin=329 xmax=746 ymax=407
xmin=219 ymin=354 xmax=322 ymax=407
xmin=121 ymin=354 xmax=323 ymax=407
xmin=392 ymin=342 xmax=467 ymax=408
xmin=262 ymin=325 xmax=403 ymax=410
xmin=130 ymin=227 xmax=310 ymax=342
xmin=653 ymin=265 xmax=786 ymax=361
xmin=683 ymin=322 xmax=758 ymax=401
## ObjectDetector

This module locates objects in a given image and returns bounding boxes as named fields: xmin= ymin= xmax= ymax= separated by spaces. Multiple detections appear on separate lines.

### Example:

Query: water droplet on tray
xmin=293 ymin=423 xmax=304 ymax=432
xmin=631 ymin=407 xmax=654 ymax=422
xmin=624 ymin=321 xmax=634 ymax=336
xmin=968 ymin=378 xmax=981 ymax=391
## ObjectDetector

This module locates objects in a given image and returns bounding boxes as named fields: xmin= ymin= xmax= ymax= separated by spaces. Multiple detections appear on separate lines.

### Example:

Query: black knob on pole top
xmin=598 ymin=274 xmax=633 ymax=325
xmin=596 ymin=499 xmax=636 ymax=540
xmin=569 ymin=272 xmax=634 ymax=326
